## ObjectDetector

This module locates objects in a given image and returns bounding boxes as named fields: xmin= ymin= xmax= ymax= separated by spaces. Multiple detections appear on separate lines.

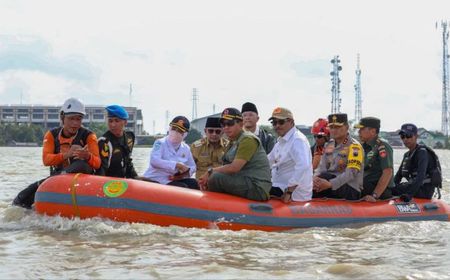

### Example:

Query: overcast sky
xmin=0 ymin=0 xmax=449 ymax=133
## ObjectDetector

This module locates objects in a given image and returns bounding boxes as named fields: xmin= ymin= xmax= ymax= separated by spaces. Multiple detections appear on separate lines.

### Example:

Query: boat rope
xmin=70 ymin=173 xmax=82 ymax=218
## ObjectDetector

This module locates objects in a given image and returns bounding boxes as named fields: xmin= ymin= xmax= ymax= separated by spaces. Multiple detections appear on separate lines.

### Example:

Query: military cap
xmin=170 ymin=116 xmax=190 ymax=132
xmin=354 ymin=117 xmax=380 ymax=129
xmin=327 ymin=113 xmax=348 ymax=126
xmin=220 ymin=107 xmax=243 ymax=121
xmin=106 ymin=105 xmax=129 ymax=120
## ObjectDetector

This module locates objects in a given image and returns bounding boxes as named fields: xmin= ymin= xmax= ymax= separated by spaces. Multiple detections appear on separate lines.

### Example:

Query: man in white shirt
xmin=143 ymin=116 xmax=198 ymax=189
xmin=267 ymin=107 xmax=313 ymax=202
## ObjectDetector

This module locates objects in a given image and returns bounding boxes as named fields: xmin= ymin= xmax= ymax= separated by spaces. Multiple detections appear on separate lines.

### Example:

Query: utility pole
xmin=330 ymin=56 xmax=343 ymax=114
xmin=129 ymin=83 xmax=133 ymax=107
xmin=213 ymin=104 xmax=216 ymax=114
xmin=152 ymin=120 xmax=156 ymax=135
xmin=354 ymin=54 xmax=362 ymax=123
xmin=437 ymin=21 xmax=450 ymax=137
xmin=165 ymin=110 xmax=169 ymax=132
xmin=192 ymin=88 xmax=198 ymax=120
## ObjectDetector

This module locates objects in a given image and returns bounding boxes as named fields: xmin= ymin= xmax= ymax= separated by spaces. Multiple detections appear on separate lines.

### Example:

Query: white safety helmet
xmin=60 ymin=97 xmax=86 ymax=116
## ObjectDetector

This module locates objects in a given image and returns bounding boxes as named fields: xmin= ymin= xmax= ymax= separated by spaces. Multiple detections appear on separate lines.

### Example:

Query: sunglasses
xmin=271 ymin=119 xmax=288 ymax=126
xmin=207 ymin=128 xmax=222 ymax=134
xmin=220 ymin=120 xmax=236 ymax=127
xmin=400 ymin=134 xmax=413 ymax=139
xmin=314 ymin=135 xmax=325 ymax=139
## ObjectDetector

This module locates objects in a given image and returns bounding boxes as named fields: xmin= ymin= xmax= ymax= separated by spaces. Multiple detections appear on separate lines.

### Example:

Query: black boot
xmin=12 ymin=178 xmax=47 ymax=209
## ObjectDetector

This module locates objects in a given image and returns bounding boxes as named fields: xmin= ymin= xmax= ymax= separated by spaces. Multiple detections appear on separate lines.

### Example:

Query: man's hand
xmin=313 ymin=176 xmax=332 ymax=192
xmin=362 ymin=195 xmax=377 ymax=203
xmin=73 ymin=146 xmax=91 ymax=161
xmin=198 ymin=172 xmax=209 ymax=191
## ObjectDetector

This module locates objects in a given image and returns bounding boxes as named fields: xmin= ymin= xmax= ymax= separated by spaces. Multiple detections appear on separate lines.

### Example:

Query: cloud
xmin=282 ymin=54 xmax=330 ymax=78
xmin=0 ymin=35 xmax=99 ymax=85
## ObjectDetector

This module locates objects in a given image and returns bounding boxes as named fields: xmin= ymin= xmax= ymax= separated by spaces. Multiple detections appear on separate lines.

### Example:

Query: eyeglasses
xmin=400 ymin=134 xmax=413 ymax=139
xmin=271 ymin=119 xmax=288 ymax=126
xmin=220 ymin=120 xmax=236 ymax=127
xmin=314 ymin=135 xmax=324 ymax=139
xmin=207 ymin=128 xmax=222 ymax=134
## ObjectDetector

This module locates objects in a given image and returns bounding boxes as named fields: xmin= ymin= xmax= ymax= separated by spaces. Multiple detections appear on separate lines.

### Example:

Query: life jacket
xmin=49 ymin=127 xmax=92 ymax=175
xmin=400 ymin=144 xmax=442 ymax=198
xmin=98 ymin=131 xmax=135 ymax=178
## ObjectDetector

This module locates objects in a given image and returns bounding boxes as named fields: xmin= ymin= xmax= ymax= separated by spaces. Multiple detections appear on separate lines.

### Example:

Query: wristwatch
xmin=208 ymin=167 xmax=214 ymax=176
xmin=372 ymin=192 xmax=378 ymax=199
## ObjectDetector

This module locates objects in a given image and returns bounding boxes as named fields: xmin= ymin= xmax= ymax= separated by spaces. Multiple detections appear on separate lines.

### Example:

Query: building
xmin=0 ymin=104 xmax=144 ymax=135
xmin=191 ymin=113 xmax=222 ymax=135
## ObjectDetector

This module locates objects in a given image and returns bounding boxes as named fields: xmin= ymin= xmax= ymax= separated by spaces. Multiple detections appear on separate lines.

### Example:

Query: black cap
xmin=327 ymin=113 xmax=348 ymax=126
xmin=170 ymin=116 xmax=190 ymax=132
xmin=221 ymin=107 xmax=243 ymax=121
xmin=241 ymin=102 xmax=258 ymax=114
xmin=399 ymin=123 xmax=418 ymax=136
xmin=354 ymin=117 xmax=380 ymax=129
xmin=205 ymin=117 xmax=221 ymax=128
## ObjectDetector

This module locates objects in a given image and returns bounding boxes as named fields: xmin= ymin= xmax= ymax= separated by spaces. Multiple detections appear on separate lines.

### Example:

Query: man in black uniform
xmin=393 ymin=123 xmax=437 ymax=199
xmin=97 ymin=105 xmax=138 ymax=178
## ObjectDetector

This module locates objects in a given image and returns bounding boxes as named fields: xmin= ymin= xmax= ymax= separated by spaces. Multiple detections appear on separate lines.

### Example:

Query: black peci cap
xmin=241 ymin=102 xmax=258 ymax=114
xmin=205 ymin=117 xmax=221 ymax=128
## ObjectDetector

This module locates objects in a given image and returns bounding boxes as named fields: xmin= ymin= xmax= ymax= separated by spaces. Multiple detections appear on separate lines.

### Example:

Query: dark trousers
xmin=313 ymin=172 xmax=361 ymax=200
xmin=168 ymin=178 xmax=200 ymax=190
xmin=13 ymin=160 xmax=93 ymax=209
xmin=391 ymin=182 xmax=435 ymax=199
xmin=362 ymin=180 xmax=392 ymax=199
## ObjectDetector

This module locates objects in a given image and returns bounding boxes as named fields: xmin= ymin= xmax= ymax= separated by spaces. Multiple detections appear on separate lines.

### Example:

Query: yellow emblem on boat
xmin=103 ymin=180 xmax=128 ymax=197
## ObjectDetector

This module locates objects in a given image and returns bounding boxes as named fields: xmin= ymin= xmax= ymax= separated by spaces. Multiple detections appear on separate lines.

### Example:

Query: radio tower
xmin=438 ymin=21 xmax=450 ymax=136
xmin=354 ymin=54 xmax=362 ymax=123
xmin=192 ymin=88 xmax=198 ymax=120
xmin=330 ymin=56 xmax=343 ymax=113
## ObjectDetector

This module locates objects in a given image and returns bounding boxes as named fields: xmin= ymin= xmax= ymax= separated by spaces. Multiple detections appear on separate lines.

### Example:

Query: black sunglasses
xmin=314 ymin=135 xmax=325 ymax=139
xmin=220 ymin=120 xmax=236 ymax=127
xmin=207 ymin=128 xmax=222 ymax=134
xmin=271 ymin=119 xmax=288 ymax=126
xmin=400 ymin=134 xmax=413 ymax=139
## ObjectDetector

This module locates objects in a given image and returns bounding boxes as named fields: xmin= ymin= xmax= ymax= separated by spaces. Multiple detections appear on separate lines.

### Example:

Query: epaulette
xmin=192 ymin=138 xmax=205 ymax=148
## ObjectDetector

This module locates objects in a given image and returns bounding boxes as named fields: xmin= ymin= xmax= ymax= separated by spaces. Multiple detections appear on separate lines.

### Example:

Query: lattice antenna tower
xmin=330 ymin=56 xmax=343 ymax=113
xmin=192 ymin=88 xmax=198 ymax=120
xmin=354 ymin=54 xmax=362 ymax=123
xmin=437 ymin=21 xmax=450 ymax=136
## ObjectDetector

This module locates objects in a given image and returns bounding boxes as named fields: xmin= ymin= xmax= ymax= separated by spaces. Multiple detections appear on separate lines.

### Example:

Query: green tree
xmin=185 ymin=128 xmax=202 ymax=144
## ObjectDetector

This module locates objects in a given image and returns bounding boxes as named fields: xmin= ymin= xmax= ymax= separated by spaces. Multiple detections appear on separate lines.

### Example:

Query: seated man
xmin=241 ymin=102 xmax=276 ymax=154
xmin=310 ymin=118 xmax=330 ymax=171
xmin=199 ymin=108 xmax=271 ymax=201
xmin=392 ymin=123 xmax=441 ymax=199
xmin=355 ymin=117 xmax=393 ymax=201
xmin=191 ymin=117 xmax=228 ymax=180
xmin=143 ymin=116 xmax=198 ymax=189
xmin=268 ymin=107 xmax=312 ymax=202
xmin=13 ymin=97 xmax=101 ymax=208
xmin=313 ymin=113 xmax=364 ymax=200
xmin=97 ymin=105 xmax=138 ymax=178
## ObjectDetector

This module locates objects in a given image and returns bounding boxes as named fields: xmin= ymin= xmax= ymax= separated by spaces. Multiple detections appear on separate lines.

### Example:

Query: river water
xmin=0 ymin=147 xmax=449 ymax=279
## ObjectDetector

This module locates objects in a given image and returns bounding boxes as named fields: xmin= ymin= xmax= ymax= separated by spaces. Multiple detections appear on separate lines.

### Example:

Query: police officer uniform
xmin=190 ymin=117 xmax=228 ymax=179
xmin=354 ymin=117 xmax=393 ymax=199
xmin=314 ymin=113 xmax=364 ymax=200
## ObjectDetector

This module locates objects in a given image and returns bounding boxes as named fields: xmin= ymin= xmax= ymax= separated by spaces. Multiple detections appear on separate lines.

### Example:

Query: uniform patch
xmin=101 ymin=145 xmax=109 ymax=157
xmin=153 ymin=141 xmax=161 ymax=151
xmin=347 ymin=143 xmax=363 ymax=170
xmin=379 ymin=150 xmax=387 ymax=158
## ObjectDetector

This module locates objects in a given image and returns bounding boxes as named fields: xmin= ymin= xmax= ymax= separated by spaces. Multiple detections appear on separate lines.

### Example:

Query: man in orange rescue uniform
xmin=12 ymin=97 xmax=101 ymax=209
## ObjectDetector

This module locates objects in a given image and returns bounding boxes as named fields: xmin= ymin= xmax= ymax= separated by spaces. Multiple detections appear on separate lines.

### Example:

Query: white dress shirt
xmin=268 ymin=126 xmax=313 ymax=201
xmin=143 ymin=136 xmax=196 ymax=184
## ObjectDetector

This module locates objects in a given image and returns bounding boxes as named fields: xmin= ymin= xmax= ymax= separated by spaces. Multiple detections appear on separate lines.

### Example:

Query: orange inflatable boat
xmin=34 ymin=174 xmax=450 ymax=232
